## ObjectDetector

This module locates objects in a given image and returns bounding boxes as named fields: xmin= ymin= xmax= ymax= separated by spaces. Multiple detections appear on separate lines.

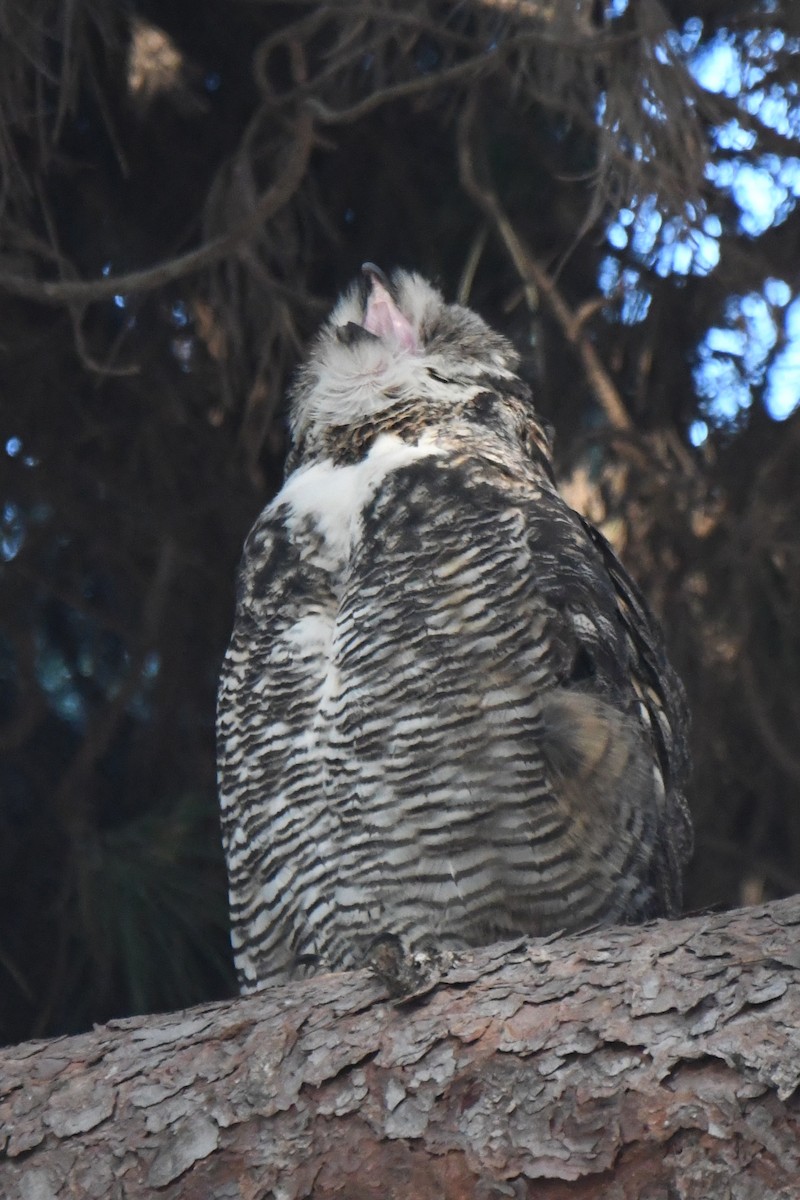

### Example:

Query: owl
xmin=217 ymin=265 xmax=692 ymax=993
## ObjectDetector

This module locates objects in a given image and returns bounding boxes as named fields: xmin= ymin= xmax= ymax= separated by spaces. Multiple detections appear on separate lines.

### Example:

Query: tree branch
xmin=0 ymin=111 xmax=315 ymax=306
xmin=2 ymin=897 xmax=799 ymax=1198
xmin=457 ymin=97 xmax=635 ymax=433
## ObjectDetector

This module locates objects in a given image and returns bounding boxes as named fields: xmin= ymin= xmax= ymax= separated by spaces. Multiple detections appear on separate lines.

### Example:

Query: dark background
xmin=1 ymin=0 xmax=799 ymax=1046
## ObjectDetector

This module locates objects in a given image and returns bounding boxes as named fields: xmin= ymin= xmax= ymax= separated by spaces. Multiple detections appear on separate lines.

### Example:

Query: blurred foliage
xmin=0 ymin=0 xmax=799 ymax=1046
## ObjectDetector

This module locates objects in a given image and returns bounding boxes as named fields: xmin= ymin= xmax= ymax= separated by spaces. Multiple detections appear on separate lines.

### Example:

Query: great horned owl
xmin=218 ymin=265 xmax=692 ymax=993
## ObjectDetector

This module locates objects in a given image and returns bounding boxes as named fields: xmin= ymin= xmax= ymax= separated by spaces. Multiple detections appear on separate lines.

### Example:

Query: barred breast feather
xmin=217 ymin=266 xmax=692 ymax=992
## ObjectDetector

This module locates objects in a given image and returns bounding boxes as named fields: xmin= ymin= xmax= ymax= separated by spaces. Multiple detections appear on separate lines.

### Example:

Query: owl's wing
xmin=217 ymin=499 xmax=342 ymax=988
xmin=508 ymin=473 xmax=691 ymax=918
xmin=577 ymin=515 xmax=693 ymax=902
xmin=580 ymin=520 xmax=689 ymax=777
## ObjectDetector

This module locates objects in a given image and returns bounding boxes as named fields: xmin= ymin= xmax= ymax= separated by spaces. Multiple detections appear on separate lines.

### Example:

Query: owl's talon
xmin=365 ymin=933 xmax=451 ymax=998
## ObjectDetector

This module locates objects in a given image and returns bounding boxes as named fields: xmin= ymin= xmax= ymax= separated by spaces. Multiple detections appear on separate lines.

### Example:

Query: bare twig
xmin=457 ymin=225 xmax=489 ymax=304
xmin=457 ymin=96 xmax=633 ymax=431
xmin=305 ymin=57 xmax=491 ymax=124
xmin=0 ymin=111 xmax=315 ymax=305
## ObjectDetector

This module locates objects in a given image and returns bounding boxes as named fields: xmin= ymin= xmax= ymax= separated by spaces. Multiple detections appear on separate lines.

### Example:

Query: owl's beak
xmin=361 ymin=264 xmax=418 ymax=353
xmin=361 ymin=262 xmax=390 ymax=289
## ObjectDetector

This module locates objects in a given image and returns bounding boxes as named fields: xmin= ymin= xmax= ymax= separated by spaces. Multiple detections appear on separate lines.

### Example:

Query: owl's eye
xmin=427 ymin=367 xmax=454 ymax=385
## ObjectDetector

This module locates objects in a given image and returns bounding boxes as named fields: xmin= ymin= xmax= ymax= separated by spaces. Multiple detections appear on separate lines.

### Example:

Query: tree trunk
xmin=2 ymin=897 xmax=799 ymax=1200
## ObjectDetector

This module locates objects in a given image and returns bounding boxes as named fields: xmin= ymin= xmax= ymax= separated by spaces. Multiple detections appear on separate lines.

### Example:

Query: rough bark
xmin=2 ymin=898 xmax=799 ymax=1200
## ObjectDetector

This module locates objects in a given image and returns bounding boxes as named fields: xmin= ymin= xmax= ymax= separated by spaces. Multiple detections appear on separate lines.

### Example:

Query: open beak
xmin=361 ymin=263 xmax=418 ymax=352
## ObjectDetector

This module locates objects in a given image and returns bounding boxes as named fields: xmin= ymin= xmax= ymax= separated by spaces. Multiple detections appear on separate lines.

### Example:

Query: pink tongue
xmin=363 ymin=279 xmax=418 ymax=351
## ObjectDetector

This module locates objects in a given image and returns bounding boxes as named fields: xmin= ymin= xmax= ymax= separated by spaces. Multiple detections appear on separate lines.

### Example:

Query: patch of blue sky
xmin=742 ymin=86 xmax=800 ymax=138
xmin=691 ymin=37 xmax=742 ymax=95
xmin=688 ymin=25 xmax=800 ymax=235
xmin=666 ymin=18 xmax=703 ymax=57
xmin=606 ymin=197 xmax=720 ymax=279
xmin=656 ymin=217 xmax=720 ymax=277
xmin=2 ymin=501 xmax=25 ymax=562
xmin=765 ymin=351 xmax=800 ymax=418
xmin=765 ymin=297 xmax=800 ymax=419
xmin=143 ymin=650 xmax=161 ymax=679
xmin=737 ymin=292 xmax=778 ymax=379
xmin=5 ymin=437 xmax=39 ymax=473
xmin=764 ymin=277 xmax=791 ymax=307
xmin=170 ymin=300 xmax=190 ymax=328
xmin=598 ymin=255 xmax=620 ymax=297
xmin=714 ymin=121 xmax=756 ymax=152
xmin=602 ymin=22 xmax=800 ymax=439
xmin=689 ymin=26 xmax=800 ymax=429
xmin=694 ymin=285 xmax=799 ymax=435
xmin=706 ymin=156 xmax=800 ymax=236
xmin=33 ymin=631 xmax=87 ymax=727
xmin=597 ymin=256 xmax=652 ymax=326
xmin=693 ymin=351 xmax=751 ymax=425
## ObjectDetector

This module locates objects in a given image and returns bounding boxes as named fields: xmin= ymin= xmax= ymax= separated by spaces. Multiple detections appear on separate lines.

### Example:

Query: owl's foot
xmin=365 ymin=932 xmax=454 ymax=999
xmin=291 ymin=951 xmax=328 ymax=979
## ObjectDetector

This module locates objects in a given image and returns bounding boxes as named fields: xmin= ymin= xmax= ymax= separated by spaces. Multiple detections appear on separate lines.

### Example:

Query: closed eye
xmin=427 ymin=367 xmax=454 ymax=384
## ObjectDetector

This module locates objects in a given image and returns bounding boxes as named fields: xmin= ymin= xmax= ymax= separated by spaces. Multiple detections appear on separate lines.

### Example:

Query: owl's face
xmin=289 ymin=267 xmax=520 ymax=441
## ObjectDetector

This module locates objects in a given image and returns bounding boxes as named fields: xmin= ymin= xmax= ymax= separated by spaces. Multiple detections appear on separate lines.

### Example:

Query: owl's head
xmin=289 ymin=266 xmax=521 ymax=442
